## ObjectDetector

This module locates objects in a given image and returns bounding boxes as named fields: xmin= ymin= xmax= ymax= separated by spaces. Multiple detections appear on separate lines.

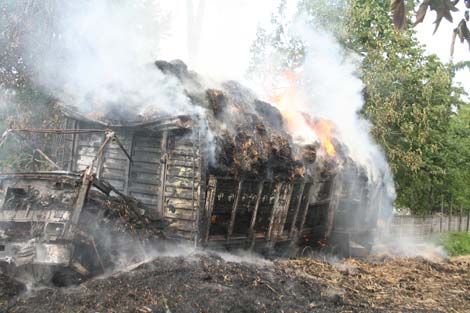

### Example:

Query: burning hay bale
xmin=64 ymin=59 xmax=330 ymax=181
xmin=154 ymin=60 xmax=306 ymax=180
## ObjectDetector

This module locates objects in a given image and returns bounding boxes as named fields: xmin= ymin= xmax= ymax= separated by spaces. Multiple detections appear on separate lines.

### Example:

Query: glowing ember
xmin=302 ymin=114 xmax=336 ymax=157
xmin=269 ymin=70 xmax=337 ymax=158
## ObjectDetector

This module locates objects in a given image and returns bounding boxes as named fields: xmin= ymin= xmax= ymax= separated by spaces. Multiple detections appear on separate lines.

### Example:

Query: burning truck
xmin=0 ymin=61 xmax=387 ymax=284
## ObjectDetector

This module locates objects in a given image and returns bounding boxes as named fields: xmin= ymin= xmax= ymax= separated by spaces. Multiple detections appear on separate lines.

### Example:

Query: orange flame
xmin=269 ymin=70 xmax=336 ymax=158
xmin=302 ymin=115 xmax=336 ymax=157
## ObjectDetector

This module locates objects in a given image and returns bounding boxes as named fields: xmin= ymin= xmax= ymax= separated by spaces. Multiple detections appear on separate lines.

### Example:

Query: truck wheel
xmin=32 ymin=265 xmax=54 ymax=284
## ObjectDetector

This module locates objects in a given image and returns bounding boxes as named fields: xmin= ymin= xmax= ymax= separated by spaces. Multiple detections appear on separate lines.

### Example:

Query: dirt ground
xmin=0 ymin=253 xmax=468 ymax=313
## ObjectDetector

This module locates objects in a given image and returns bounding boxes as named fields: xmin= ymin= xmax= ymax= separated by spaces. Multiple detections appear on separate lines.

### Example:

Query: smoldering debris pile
xmin=283 ymin=256 xmax=470 ymax=312
xmin=0 ymin=273 xmax=25 ymax=303
xmin=86 ymin=190 xmax=167 ymax=238
xmin=1 ymin=253 xmax=468 ymax=313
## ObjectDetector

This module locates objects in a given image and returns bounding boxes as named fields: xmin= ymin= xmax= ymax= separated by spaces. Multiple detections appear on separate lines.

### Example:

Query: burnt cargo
xmin=0 ymin=61 xmax=387 ymax=281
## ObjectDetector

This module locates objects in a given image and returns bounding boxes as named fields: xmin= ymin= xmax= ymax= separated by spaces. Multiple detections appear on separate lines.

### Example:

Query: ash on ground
xmin=1 ymin=252 xmax=468 ymax=313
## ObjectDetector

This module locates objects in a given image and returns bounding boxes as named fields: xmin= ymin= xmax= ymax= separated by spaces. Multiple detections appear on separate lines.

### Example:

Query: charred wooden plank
xmin=124 ymin=133 xmax=134 ymax=194
xmin=128 ymin=183 xmax=158 ymax=195
xmin=166 ymin=229 xmax=193 ymax=239
xmin=227 ymin=180 xmax=243 ymax=239
xmin=164 ymin=208 xmax=195 ymax=221
xmin=165 ymin=198 xmax=194 ymax=211
xmin=133 ymin=135 xmax=162 ymax=146
xmin=132 ymin=146 xmax=161 ymax=154
xmin=168 ymin=154 xmax=200 ymax=162
xmin=167 ymin=159 xmax=201 ymax=168
xmin=68 ymin=119 xmax=78 ymax=171
xmin=167 ymin=166 xmax=198 ymax=178
xmin=131 ymin=152 xmax=162 ymax=164
xmin=165 ymin=176 xmax=199 ymax=189
xmin=203 ymin=176 xmax=217 ymax=244
xmin=170 ymin=148 xmax=200 ymax=157
xmin=164 ymin=186 xmax=198 ymax=200
xmin=77 ymin=147 xmax=99 ymax=158
xmin=297 ymin=184 xmax=313 ymax=235
xmin=166 ymin=218 xmax=195 ymax=232
xmin=129 ymin=172 xmax=161 ymax=185
xmin=102 ymin=167 xmax=126 ymax=178
xmin=103 ymin=151 xmax=130 ymax=162
xmin=289 ymin=182 xmax=305 ymax=238
xmin=158 ymin=131 xmax=169 ymax=218
xmin=249 ymin=181 xmax=264 ymax=249
xmin=266 ymin=183 xmax=282 ymax=241
xmin=130 ymin=162 xmax=161 ymax=172
xmin=129 ymin=192 xmax=158 ymax=205
xmin=267 ymin=183 xmax=292 ymax=246
xmin=104 ymin=179 xmax=125 ymax=191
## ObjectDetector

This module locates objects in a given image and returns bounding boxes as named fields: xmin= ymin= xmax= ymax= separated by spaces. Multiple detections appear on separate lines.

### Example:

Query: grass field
xmin=434 ymin=232 xmax=470 ymax=256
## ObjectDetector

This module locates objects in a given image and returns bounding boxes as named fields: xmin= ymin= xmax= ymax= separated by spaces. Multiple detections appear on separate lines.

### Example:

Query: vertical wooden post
xmin=459 ymin=207 xmax=463 ymax=232
xmin=440 ymin=196 xmax=444 ymax=233
xmin=289 ymin=182 xmax=306 ymax=239
xmin=248 ymin=181 xmax=264 ymax=249
xmin=272 ymin=184 xmax=294 ymax=243
xmin=195 ymin=128 xmax=205 ymax=245
xmin=124 ymin=133 xmax=134 ymax=195
xmin=158 ymin=131 xmax=169 ymax=218
xmin=203 ymin=176 xmax=217 ymax=244
xmin=32 ymin=149 xmax=37 ymax=172
xmin=297 ymin=184 xmax=313 ymax=236
xmin=227 ymin=179 xmax=243 ymax=239
xmin=68 ymin=120 xmax=78 ymax=172
xmin=266 ymin=183 xmax=282 ymax=241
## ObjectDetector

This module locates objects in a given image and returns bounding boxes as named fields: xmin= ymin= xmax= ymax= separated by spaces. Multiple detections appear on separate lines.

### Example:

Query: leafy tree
xmin=0 ymin=1 xmax=63 ymax=171
xmin=442 ymin=103 xmax=470 ymax=210
xmin=347 ymin=0 xmax=465 ymax=212
xmin=0 ymin=0 xmax=167 ymax=171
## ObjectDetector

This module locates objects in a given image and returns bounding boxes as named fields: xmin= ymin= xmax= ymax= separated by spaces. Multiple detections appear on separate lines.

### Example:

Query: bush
xmin=435 ymin=232 xmax=470 ymax=256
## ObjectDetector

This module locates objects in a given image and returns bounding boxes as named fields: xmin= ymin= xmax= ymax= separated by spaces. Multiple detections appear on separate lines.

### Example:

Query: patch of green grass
xmin=434 ymin=232 xmax=470 ymax=257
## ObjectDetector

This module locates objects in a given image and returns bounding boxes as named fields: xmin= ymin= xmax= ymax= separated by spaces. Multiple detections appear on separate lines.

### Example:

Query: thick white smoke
xmin=294 ymin=20 xmax=394 ymax=186
xmin=25 ymin=1 xmax=196 ymax=117
xmin=0 ymin=89 xmax=14 ymax=115
xmin=251 ymin=11 xmax=396 ymax=212
xmin=21 ymin=0 xmax=397 ymax=215
xmin=157 ymin=0 xmax=278 ymax=82
xmin=19 ymin=0 xmax=399 ymax=249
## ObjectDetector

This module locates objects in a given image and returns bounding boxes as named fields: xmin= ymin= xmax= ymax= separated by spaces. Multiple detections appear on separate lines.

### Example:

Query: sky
xmin=415 ymin=8 xmax=470 ymax=100
xmin=155 ymin=1 xmax=469 ymax=98
xmin=157 ymin=0 xmax=279 ymax=82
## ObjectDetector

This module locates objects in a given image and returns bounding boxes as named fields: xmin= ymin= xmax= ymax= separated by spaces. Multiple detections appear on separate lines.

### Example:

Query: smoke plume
xmin=22 ymin=1 xmax=197 ymax=118
xmin=251 ymin=9 xmax=396 ymax=230
xmin=10 ymin=0 xmax=401 ymax=253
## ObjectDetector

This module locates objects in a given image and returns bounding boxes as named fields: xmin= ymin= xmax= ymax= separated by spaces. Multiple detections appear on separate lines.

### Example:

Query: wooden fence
xmin=390 ymin=212 xmax=470 ymax=239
